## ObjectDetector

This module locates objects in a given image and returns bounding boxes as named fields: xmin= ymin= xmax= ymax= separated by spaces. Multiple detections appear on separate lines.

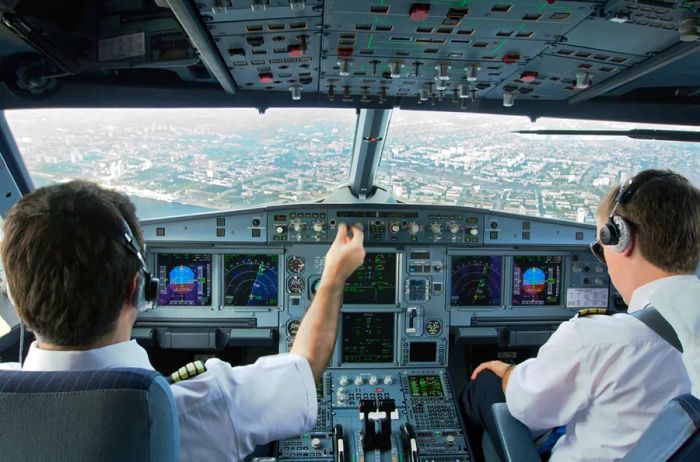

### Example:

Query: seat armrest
xmin=491 ymin=403 xmax=540 ymax=462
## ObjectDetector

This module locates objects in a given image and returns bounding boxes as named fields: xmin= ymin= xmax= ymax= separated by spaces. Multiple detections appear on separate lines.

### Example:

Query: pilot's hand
xmin=471 ymin=360 xmax=512 ymax=380
xmin=321 ymin=223 xmax=365 ymax=287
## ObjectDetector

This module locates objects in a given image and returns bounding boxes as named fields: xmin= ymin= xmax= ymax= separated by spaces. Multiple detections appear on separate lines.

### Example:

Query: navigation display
xmin=408 ymin=375 xmax=444 ymax=397
xmin=224 ymin=254 xmax=279 ymax=306
xmin=512 ymin=256 xmax=563 ymax=306
xmin=341 ymin=312 xmax=394 ymax=363
xmin=344 ymin=252 xmax=397 ymax=304
xmin=450 ymin=256 xmax=503 ymax=306
xmin=157 ymin=253 xmax=212 ymax=306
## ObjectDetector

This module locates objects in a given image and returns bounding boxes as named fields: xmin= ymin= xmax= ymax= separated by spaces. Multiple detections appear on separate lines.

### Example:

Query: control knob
xmin=311 ymin=437 xmax=322 ymax=449
xmin=369 ymin=376 xmax=378 ymax=386
xmin=354 ymin=376 xmax=363 ymax=386
xmin=468 ymin=227 xmax=479 ymax=236
xmin=275 ymin=225 xmax=285 ymax=234
xmin=291 ymin=221 xmax=304 ymax=233
xmin=339 ymin=376 xmax=349 ymax=386
xmin=313 ymin=221 xmax=324 ymax=233
xmin=389 ymin=222 xmax=401 ymax=233
xmin=446 ymin=435 xmax=455 ymax=446
xmin=449 ymin=223 xmax=460 ymax=234
xmin=430 ymin=223 xmax=441 ymax=234
xmin=383 ymin=376 xmax=393 ymax=385
xmin=408 ymin=222 xmax=420 ymax=235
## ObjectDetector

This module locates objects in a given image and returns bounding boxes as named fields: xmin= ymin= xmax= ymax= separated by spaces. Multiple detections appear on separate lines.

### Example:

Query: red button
xmin=409 ymin=3 xmax=430 ymax=21
xmin=520 ymin=71 xmax=538 ymax=82
xmin=259 ymin=73 xmax=273 ymax=83
xmin=288 ymin=45 xmax=304 ymax=57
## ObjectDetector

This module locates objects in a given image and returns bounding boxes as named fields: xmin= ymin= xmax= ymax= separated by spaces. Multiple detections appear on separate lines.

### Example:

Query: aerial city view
xmin=6 ymin=108 xmax=700 ymax=224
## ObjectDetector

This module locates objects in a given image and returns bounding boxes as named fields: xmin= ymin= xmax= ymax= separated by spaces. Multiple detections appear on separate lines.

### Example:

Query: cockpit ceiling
xmin=0 ymin=0 xmax=699 ymax=124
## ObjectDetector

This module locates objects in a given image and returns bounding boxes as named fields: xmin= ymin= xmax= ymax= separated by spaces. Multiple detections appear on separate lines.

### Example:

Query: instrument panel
xmin=138 ymin=204 xmax=610 ymax=462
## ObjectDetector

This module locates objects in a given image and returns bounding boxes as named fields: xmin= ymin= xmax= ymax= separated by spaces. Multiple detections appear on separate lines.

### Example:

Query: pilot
xmin=0 ymin=180 xmax=366 ymax=461
xmin=460 ymin=169 xmax=699 ymax=461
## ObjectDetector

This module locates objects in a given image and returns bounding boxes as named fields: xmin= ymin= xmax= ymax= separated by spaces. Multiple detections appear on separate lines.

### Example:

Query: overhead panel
xmin=321 ymin=0 xmax=598 ymax=102
xmin=197 ymin=0 xmax=324 ymax=93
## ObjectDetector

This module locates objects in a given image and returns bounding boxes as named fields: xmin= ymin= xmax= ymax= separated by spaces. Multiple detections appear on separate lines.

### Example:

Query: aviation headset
xmin=599 ymin=172 xmax=678 ymax=253
xmin=120 ymin=218 xmax=159 ymax=310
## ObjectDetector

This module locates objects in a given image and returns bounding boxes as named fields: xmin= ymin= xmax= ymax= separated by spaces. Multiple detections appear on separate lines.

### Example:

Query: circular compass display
xmin=287 ymin=276 xmax=305 ymax=294
xmin=223 ymin=254 xmax=279 ymax=306
xmin=286 ymin=256 xmax=306 ymax=274
xmin=425 ymin=319 xmax=442 ymax=336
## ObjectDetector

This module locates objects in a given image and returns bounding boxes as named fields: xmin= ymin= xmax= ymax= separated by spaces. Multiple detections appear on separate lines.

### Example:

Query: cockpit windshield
xmin=5 ymin=108 xmax=700 ymax=223
xmin=5 ymin=108 xmax=355 ymax=219
xmin=378 ymin=110 xmax=700 ymax=224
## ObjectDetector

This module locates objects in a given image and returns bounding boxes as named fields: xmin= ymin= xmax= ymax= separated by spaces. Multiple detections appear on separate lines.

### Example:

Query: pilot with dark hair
xmin=461 ymin=169 xmax=699 ymax=461
xmin=0 ymin=180 xmax=366 ymax=461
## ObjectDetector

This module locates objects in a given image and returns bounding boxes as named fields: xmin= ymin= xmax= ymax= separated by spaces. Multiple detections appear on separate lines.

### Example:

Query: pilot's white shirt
xmin=506 ymin=275 xmax=693 ymax=462
xmin=0 ymin=342 xmax=317 ymax=461
xmin=649 ymin=275 xmax=700 ymax=396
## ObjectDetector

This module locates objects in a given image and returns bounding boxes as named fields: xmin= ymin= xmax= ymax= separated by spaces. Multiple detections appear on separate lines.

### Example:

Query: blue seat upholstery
xmin=623 ymin=394 xmax=700 ymax=462
xmin=0 ymin=368 xmax=179 ymax=462
xmin=488 ymin=394 xmax=700 ymax=462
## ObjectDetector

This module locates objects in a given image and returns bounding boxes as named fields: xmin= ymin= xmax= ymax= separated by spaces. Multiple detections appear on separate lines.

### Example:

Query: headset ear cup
xmin=612 ymin=216 xmax=631 ymax=253
xmin=600 ymin=219 xmax=619 ymax=246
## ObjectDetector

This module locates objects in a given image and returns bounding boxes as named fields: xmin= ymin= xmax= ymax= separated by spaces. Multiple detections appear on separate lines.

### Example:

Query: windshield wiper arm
xmin=514 ymin=129 xmax=700 ymax=143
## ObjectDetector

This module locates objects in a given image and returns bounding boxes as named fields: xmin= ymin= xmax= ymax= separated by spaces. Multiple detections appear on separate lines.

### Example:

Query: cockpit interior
xmin=0 ymin=0 xmax=699 ymax=461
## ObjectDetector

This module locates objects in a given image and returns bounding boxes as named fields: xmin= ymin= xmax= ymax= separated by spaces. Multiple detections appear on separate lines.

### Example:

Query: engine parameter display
xmin=512 ymin=255 xmax=563 ymax=306
xmin=343 ymin=252 xmax=397 ymax=304
xmin=408 ymin=375 xmax=444 ymax=397
xmin=224 ymin=254 xmax=279 ymax=306
xmin=451 ymin=256 xmax=503 ymax=306
xmin=157 ymin=253 xmax=212 ymax=306
xmin=342 ymin=312 xmax=394 ymax=363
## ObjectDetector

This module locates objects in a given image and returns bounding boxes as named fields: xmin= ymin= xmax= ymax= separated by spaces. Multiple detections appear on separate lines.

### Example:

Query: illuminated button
xmin=469 ymin=227 xmax=479 ymax=236
xmin=390 ymin=223 xmax=400 ymax=233
xmin=383 ymin=376 xmax=393 ymax=385
xmin=354 ymin=376 xmax=364 ymax=386
xmin=311 ymin=438 xmax=322 ymax=449
xmin=339 ymin=376 xmax=349 ymax=386
xmin=369 ymin=376 xmax=378 ymax=386
xmin=276 ymin=226 xmax=285 ymax=234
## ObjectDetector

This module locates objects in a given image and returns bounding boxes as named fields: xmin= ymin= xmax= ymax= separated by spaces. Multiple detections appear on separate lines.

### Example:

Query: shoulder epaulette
xmin=577 ymin=308 xmax=610 ymax=318
xmin=167 ymin=360 xmax=207 ymax=384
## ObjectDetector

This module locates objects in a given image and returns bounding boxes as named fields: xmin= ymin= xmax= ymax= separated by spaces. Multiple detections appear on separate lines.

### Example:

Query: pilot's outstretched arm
xmin=170 ymin=223 xmax=365 ymax=462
